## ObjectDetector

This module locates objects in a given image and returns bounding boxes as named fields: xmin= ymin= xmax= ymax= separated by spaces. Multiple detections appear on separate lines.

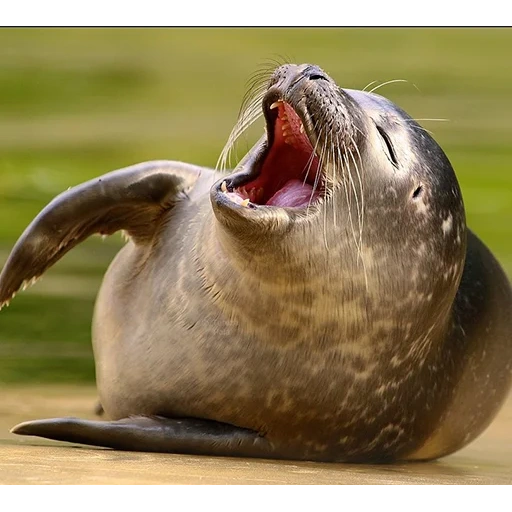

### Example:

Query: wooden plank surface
xmin=1 ymin=386 xmax=511 ymax=485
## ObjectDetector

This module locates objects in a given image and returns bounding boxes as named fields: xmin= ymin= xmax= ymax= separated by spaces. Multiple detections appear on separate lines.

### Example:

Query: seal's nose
xmin=268 ymin=64 xmax=330 ymax=92
xmin=303 ymin=65 xmax=329 ymax=81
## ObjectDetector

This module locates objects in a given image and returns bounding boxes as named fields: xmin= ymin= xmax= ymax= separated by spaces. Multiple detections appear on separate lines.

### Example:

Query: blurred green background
xmin=0 ymin=28 xmax=511 ymax=384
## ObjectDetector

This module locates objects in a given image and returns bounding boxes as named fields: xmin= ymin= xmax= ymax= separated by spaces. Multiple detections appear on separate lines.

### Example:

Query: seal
xmin=1 ymin=63 xmax=511 ymax=463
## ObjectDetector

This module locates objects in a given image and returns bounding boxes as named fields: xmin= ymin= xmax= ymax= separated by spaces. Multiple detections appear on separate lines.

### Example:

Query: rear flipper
xmin=11 ymin=416 xmax=277 ymax=459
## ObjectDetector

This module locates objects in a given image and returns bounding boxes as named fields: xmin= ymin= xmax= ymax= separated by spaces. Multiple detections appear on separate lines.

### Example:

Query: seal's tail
xmin=0 ymin=161 xmax=202 ymax=310
xmin=11 ymin=416 xmax=277 ymax=459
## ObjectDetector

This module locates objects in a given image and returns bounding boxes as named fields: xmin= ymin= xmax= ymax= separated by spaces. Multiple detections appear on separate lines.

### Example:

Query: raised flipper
xmin=0 ymin=160 xmax=202 ymax=309
xmin=11 ymin=416 xmax=277 ymax=459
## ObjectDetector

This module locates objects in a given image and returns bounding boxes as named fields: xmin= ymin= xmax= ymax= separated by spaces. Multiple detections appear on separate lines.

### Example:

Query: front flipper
xmin=0 ymin=160 xmax=203 ymax=308
xmin=11 ymin=417 xmax=277 ymax=459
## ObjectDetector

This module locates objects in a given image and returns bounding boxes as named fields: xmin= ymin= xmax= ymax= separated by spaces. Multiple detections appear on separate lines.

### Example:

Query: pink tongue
xmin=266 ymin=179 xmax=319 ymax=207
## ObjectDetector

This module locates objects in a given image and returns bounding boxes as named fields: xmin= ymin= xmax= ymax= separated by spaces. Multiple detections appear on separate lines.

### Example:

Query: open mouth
xmin=221 ymin=100 xmax=322 ymax=209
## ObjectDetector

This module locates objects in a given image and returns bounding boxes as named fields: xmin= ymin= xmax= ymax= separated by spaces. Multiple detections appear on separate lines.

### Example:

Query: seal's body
xmin=1 ymin=64 xmax=511 ymax=462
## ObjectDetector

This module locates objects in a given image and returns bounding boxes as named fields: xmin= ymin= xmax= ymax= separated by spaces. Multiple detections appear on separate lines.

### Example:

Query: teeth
xmin=270 ymin=100 xmax=305 ymax=144
xmin=241 ymin=198 xmax=250 ymax=207
xmin=221 ymin=181 xmax=227 ymax=192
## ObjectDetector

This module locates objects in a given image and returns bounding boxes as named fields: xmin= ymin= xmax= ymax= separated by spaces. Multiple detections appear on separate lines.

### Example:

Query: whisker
xmin=311 ymin=142 xmax=324 ymax=204
xmin=307 ymin=128 xmax=325 ymax=214
xmin=315 ymin=136 xmax=330 ymax=250
xmin=302 ymin=117 xmax=323 ymax=188
xmin=323 ymin=183 xmax=329 ymax=250
xmin=407 ymin=118 xmax=449 ymax=123
xmin=329 ymin=143 xmax=337 ymax=230
xmin=343 ymin=151 xmax=362 ymax=249
xmin=352 ymin=124 xmax=370 ymax=143
xmin=339 ymin=148 xmax=360 ymax=260
xmin=345 ymin=138 xmax=369 ymax=292
xmin=216 ymin=64 xmax=277 ymax=174
xmin=407 ymin=125 xmax=435 ymax=136
xmin=301 ymin=117 xmax=326 ymax=231
xmin=259 ymin=55 xmax=290 ymax=69
xmin=403 ymin=118 xmax=449 ymax=136
xmin=344 ymin=143 xmax=362 ymax=227
xmin=240 ymin=78 xmax=270 ymax=111
xmin=348 ymin=134 xmax=364 ymax=238
xmin=368 ymin=79 xmax=410 ymax=94
xmin=362 ymin=80 xmax=379 ymax=92
xmin=217 ymin=92 xmax=266 ymax=172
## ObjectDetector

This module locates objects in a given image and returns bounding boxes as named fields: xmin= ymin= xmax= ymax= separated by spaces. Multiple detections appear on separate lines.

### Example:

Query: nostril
xmin=308 ymin=73 xmax=328 ymax=81
xmin=304 ymin=66 xmax=329 ymax=81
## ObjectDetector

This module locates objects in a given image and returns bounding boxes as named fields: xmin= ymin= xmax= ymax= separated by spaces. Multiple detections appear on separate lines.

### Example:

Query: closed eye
xmin=376 ymin=125 xmax=398 ymax=168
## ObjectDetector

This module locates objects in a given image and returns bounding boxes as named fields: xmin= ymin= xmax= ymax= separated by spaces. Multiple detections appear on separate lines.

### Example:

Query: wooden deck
xmin=1 ymin=386 xmax=511 ymax=484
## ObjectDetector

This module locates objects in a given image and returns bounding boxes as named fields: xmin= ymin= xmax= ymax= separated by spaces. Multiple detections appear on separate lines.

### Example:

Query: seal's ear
xmin=0 ymin=160 xmax=202 ymax=309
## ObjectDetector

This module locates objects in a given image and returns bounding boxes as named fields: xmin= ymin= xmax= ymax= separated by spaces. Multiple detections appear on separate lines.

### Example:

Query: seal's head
xmin=211 ymin=63 xmax=467 ymax=338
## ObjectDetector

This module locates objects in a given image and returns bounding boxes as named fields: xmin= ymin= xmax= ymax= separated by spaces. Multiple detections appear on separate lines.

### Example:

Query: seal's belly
xmin=96 ymin=303 xmax=388 ymax=451
xmin=94 ymin=251 xmax=396 ymax=445
xmin=95 ymin=279 xmax=340 ymax=431
xmin=99 ymin=319 xmax=330 ymax=427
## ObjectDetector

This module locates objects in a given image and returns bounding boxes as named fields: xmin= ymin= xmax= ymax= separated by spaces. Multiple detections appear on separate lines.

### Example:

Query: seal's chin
xmin=221 ymin=101 xmax=322 ymax=209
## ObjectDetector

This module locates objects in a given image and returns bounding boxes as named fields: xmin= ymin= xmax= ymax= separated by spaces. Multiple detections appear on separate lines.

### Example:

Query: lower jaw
xmin=227 ymin=178 xmax=322 ymax=209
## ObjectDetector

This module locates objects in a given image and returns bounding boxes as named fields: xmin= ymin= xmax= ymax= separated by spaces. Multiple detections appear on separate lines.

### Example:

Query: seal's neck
xmin=198 ymin=211 xmax=457 ymax=357
xmin=199 ymin=214 xmax=374 ymax=334
xmin=211 ymin=214 xmax=337 ymax=284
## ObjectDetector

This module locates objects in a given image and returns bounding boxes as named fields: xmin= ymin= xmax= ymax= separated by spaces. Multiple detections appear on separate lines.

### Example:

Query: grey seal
xmin=1 ymin=63 xmax=511 ymax=463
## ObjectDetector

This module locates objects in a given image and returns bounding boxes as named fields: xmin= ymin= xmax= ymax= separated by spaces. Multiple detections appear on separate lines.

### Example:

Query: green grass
xmin=0 ymin=356 xmax=95 ymax=384
xmin=0 ymin=28 xmax=511 ymax=383
xmin=0 ymin=296 xmax=96 ymax=383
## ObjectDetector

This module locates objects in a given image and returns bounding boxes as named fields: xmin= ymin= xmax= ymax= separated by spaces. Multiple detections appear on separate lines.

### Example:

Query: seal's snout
xmin=214 ymin=62 xmax=358 ymax=219
xmin=268 ymin=63 xmax=330 ymax=87
xmin=217 ymin=96 xmax=323 ymax=211
xmin=218 ymin=87 xmax=324 ymax=214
